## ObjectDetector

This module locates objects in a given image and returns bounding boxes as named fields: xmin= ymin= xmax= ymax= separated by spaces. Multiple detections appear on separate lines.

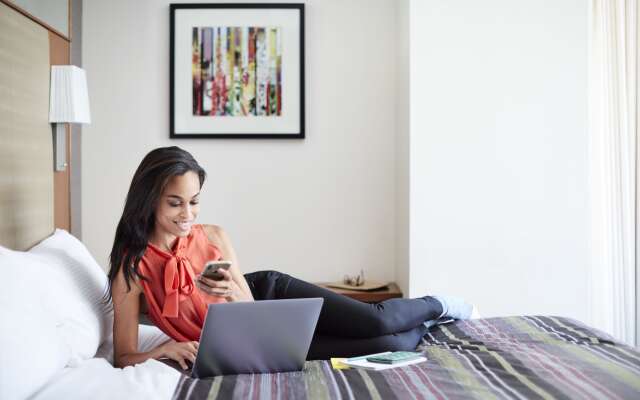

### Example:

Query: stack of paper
xmin=330 ymin=358 xmax=349 ymax=370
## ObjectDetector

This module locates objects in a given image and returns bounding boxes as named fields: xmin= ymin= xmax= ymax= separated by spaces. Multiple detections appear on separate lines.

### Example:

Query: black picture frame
xmin=170 ymin=3 xmax=305 ymax=139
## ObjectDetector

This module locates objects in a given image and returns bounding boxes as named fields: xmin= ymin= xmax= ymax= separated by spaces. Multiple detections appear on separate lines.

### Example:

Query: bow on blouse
xmin=162 ymin=256 xmax=196 ymax=318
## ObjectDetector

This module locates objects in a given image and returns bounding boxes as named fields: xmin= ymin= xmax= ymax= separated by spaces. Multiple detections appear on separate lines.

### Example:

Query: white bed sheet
xmin=30 ymin=357 xmax=181 ymax=400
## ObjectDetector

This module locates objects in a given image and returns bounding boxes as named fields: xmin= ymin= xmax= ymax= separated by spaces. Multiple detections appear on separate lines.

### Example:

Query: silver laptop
xmin=192 ymin=298 xmax=323 ymax=378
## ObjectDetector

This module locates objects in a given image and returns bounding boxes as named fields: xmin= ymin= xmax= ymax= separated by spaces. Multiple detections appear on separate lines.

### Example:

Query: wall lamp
xmin=48 ymin=65 xmax=91 ymax=172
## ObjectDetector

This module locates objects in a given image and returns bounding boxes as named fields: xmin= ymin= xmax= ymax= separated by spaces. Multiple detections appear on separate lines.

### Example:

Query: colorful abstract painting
xmin=171 ymin=4 xmax=303 ymax=138
xmin=192 ymin=27 xmax=282 ymax=117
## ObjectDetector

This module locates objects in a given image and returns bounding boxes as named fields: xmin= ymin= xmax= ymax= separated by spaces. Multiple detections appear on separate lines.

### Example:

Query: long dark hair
xmin=103 ymin=146 xmax=206 ymax=303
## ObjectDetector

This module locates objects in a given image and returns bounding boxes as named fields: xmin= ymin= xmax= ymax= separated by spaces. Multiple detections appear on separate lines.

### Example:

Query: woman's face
xmin=154 ymin=171 xmax=201 ymax=238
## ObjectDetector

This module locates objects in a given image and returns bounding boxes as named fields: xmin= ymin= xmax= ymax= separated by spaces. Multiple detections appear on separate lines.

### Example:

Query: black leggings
xmin=244 ymin=270 xmax=442 ymax=359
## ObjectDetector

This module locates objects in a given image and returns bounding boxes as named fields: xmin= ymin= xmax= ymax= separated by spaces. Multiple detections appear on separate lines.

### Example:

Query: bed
xmin=2 ymin=228 xmax=639 ymax=400
xmin=170 ymin=316 xmax=640 ymax=399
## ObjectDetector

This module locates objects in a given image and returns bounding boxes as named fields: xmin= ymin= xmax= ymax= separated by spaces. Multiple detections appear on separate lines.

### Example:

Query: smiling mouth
xmin=174 ymin=221 xmax=192 ymax=231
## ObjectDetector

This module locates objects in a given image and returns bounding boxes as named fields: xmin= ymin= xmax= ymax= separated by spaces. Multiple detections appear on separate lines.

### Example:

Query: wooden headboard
xmin=0 ymin=1 xmax=71 ymax=250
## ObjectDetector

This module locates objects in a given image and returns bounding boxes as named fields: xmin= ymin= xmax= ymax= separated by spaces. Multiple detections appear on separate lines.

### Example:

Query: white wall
xmin=408 ymin=0 xmax=589 ymax=321
xmin=395 ymin=0 xmax=410 ymax=296
xmin=81 ymin=0 xmax=400 ymax=282
xmin=83 ymin=0 xmax=592 ymax=321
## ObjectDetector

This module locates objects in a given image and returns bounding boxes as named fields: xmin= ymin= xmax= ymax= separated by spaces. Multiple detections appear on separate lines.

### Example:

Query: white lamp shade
xmin=49 ymin=65 xmax=91 ymax=124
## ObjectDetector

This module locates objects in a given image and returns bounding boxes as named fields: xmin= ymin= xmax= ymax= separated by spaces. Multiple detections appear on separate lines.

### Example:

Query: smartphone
xmin=366 ymin=351 xmax=423 ymax=364
xmin=201 ymin=260 xmax=232 ymax=281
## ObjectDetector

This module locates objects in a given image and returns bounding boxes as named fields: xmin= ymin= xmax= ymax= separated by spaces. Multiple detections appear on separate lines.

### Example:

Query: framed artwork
xmin=170 ymin=3 xmax=305 ymax=139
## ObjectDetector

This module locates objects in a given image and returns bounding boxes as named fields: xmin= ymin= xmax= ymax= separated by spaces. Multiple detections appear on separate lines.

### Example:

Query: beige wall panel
xmin=0 ymin=2 xmax=53 ymax=250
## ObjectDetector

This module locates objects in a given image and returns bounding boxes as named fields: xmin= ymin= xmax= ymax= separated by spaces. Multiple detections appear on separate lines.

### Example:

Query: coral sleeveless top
xmin=137 ymin=224 xmax=226 ymax=342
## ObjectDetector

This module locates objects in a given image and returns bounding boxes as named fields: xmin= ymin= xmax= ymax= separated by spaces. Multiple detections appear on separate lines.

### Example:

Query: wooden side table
xmin=316 ymin=282 xmax=403 ymax=303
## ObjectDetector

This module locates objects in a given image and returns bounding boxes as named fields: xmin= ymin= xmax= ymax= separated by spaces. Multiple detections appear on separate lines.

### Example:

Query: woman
xmin=106 ymin=146 xmax=476 ymax=370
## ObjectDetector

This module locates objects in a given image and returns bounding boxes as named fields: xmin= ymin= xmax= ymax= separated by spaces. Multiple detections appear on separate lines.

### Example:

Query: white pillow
xmin=28 ymin=229 xmax=113 ymax=365
xmin=95 ymin=324 xmax=172 ymax=365
xmin=0 ymin=250 xmax=71 ymax=400
xmin=137 ymin=324 xmax=172 ymax=353
xmin=29 ymin=358 xmax=181 ymax=400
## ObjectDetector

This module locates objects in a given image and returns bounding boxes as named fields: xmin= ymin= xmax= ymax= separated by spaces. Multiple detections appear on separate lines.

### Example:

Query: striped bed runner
xmin=171 ymin=316 xmax=640 ymax=399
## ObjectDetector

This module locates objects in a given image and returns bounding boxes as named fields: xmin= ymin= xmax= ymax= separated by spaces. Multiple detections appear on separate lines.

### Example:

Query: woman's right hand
xmin=160 ymin=339 xmax=199 ymax=370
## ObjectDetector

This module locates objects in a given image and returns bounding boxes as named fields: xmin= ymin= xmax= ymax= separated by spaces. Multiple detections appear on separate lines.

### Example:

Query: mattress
xmin=171 ymin=316 xmax=640 ymax=399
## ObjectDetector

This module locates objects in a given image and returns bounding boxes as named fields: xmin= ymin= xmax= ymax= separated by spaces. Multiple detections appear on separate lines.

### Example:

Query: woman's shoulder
xmin=199 ymin=223 xmax=223 ymax=236
xmin=198 ymin=224 xmax=227 ymax=246
xmin=113 ymin=262 xmax=144 ymax=295
xmin=196 ymin=225 xmax=228 ymax=260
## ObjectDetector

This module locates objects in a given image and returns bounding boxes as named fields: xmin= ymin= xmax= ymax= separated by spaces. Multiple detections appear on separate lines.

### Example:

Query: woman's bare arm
xmin=112 ymin=267 xmax=165 ymax=368
xmin=203 ymin=224 xmax=254 ymax=301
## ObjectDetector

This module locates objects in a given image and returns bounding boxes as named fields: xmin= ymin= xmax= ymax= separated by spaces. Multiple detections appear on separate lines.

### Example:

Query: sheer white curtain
xmin=588 ymin=0 xmax=637 ymax=347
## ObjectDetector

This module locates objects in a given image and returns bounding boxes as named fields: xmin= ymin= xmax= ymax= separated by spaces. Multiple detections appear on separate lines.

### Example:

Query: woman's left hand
xmin=196 ymin=268 xmax=240 ymax=301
